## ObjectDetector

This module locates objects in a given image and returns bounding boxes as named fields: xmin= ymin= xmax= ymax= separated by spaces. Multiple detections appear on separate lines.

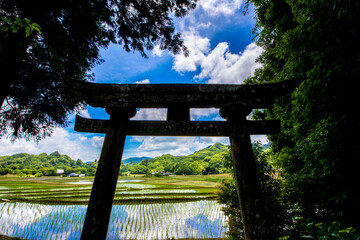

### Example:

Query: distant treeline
xmin=0 ymin=151 xmax=98 ymax=177
xmin=0 ymin=143 xmax=232 ymax=177
xmin=120 ymin=143 xmax=229 ymax=176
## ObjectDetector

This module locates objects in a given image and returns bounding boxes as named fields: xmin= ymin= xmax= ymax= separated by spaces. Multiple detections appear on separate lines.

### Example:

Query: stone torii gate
xmin=72 ymin=81 xmax=296 ymax=240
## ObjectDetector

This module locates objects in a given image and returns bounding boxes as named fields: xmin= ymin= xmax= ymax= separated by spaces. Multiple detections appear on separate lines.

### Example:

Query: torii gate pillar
xmin=220 ymin=103 xmax=269 ymax=239
xmin=80 ymin=104 xmax=136 ymax=240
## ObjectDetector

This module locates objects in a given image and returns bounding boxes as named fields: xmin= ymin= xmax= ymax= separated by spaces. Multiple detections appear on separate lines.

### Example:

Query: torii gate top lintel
xmin=71 ymin=80 xmax=296 ymax=109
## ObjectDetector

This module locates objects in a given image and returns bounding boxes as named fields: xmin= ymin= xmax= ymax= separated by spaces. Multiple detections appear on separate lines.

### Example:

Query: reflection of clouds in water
xmin=67 ymin=180 xmax=93 ymax=185
xmin=0 ymin=202 xmax=52 ymax=236
xmin=0 ymin=201 xmax=227 ymax=240
xmin=0 ymin=203 xmax=84 ymax=240
xmin=117 ymin=183 xmax=155 ymax=189
xmin=112 ymin=201 xmax=227 ymax=239
xmin=107 ymin=205 xmax=129 ymax=240
xmin=116 ymin=189 xmax=197 ymax=195
xmin=117 ymin=180 xmax=144 ymax=183
xmin=26 ymin=205 xmax=85 ymax=240
xmin=185 ymin=213 xmax=224 ymax=238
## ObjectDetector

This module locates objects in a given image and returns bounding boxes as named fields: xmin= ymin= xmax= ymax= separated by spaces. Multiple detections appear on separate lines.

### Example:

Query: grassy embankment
xmin=0 ymin=174 xmax=230 ymax=205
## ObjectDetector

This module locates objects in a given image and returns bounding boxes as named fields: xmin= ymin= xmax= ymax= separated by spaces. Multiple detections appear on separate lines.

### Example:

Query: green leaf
xmin=24 ymin=18 xmax=31 ymax=24
xmin=301 ymin=235 xmax=315 ymax=239
xmin=25 ymin=26 xmax=31 ymax=37
xmin=1 ymin=17 xmax=13 ymax=24
xmin=14 ymin=17 xmax=22 ymax=26
xmin=32 ymin=23 xmax=41 ymax=32
xmin=1 ymin=26 xmax=10 ymax=31
xmin=330 ymin=232 xmax=340 ymax=237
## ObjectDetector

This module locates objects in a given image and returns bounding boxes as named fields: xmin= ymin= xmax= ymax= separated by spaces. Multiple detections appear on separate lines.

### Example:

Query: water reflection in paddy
xmin=66 ymin=179 xmax=145 ymax=185
xmin=117 ymin=180 xmax=144 ymax=183
xmin=0 ymin=200 xmax=227 ymax=239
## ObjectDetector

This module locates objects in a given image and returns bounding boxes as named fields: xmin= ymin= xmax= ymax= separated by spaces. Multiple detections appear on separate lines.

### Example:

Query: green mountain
xmin=120 ymin=143 xmax=229 ymax=175
xmin=0 ymin=143 xmax=230 ymax=176
xmin=0 ymin=151 xmax=98 ymax=176
xmin=122 ymin=157 xmax=152 ymax=165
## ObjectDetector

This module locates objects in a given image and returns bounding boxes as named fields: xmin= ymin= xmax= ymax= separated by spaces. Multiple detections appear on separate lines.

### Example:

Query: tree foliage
xmin=0 ymin=151 xmax=98 ymax=176
xmin=245 ymin=0 xmax=360 ymax=230
xmin=0 ymin=143 xmax=227 ymax=177
xmin=217 ymin=143 xmax=290 ymax=239
xmin=0 ymin=0 xmax=196 ymax=140
xmin=121 ymin=143 xmax=228 ymax=175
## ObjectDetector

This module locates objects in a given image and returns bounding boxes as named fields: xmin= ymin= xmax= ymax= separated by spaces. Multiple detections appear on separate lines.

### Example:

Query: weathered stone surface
xmin=167 ymin=106 xmax=190 ymax=121
xmin=80 ymin=112 xmax=132 ymax=240
xmin=104 ymin=103 xmax=136 ymax=118
xmin=221 ymin=103 xmax=271 ymax=239
xmin=75 ymin=115 xmax=281 ymax=136
xmin=70 ymin=81 xmax=297 ymax=108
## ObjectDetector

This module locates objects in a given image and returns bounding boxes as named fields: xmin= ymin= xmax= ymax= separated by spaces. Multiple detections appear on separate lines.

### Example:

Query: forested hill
xmin=120 ymin=143 xmax=229 ymax=175
xmin=0 ymin=143 xmax=229 ymax=176
xmin=0 ymin=151 xmax=98 ymax=176
xmin=122 ymin=157 xmax=152 ymax=165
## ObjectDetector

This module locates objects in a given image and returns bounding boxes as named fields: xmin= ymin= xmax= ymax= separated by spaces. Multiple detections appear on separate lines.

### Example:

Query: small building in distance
xmin=151 ymin=171 xmax=159 ymax=176
xmin=67 ymin=173 xmax=86 ymax=177
xmin=151 ymin=171 xmax=170 ymax=177
xmin=56 ymin=169 xmax=64 ymax=176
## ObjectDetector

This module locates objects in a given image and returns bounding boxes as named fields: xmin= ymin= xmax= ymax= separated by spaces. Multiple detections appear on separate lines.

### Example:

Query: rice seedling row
xmin=0 ymin=175 xmax=230 ymax=239
xmin=1 ymin=180 xmax=217 ymax=205
xmin=0 ymin=200 xmax=227 ymax=240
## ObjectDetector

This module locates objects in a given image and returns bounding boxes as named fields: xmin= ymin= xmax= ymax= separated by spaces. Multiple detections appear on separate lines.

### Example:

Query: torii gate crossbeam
xmin=72 ymin=81 xmax=297 ymax=240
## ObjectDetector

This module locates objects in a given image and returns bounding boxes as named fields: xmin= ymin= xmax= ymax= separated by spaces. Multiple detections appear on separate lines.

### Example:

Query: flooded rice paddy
xmin=0 ymin=175 xmax=231 ymax=239
xmin=66 ymin=179 xmax=144 ymax=185
xmin=0 ymin=200 xmax=227 ymax=239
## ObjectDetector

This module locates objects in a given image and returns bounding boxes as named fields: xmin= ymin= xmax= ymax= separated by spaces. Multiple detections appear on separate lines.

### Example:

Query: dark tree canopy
xmin=245 ymin=0 xmax=360 ymax=231
xmin=0 ymin=0 xmax=196 ymax=140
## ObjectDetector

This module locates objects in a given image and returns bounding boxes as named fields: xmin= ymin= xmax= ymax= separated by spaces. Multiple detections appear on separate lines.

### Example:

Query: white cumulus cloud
xmin=172 ymin=32 xmax=262 ymax=84
xmin=0 ymin=128 xmax=103 ymax=162
xmin=198 ymin=0 xmax=243 ymax=16
xmin=152 ymin=45 xmax=163 ymax=57
xmin=132 ymin=108 xmax=167 ymax=120
xmin=77 ymin=108 xmax=91 ymax=118
xmin=196 ymin=42 xmax=263 ymax=84
xmin=128 ymin=136 xmax=229 ymax=158
xmin=172 ymin=31 xmax=211 ymax=73
xmin=127 ymin=135 xmax=267 ymax=159
xmin=135 ymin=79 xmax=150 ymax=84
xmin=190 ymin=108 xmax=220 ymax=120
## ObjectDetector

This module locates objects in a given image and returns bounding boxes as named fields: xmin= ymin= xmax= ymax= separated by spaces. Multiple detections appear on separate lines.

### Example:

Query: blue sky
xmin=0 ymin=0 xmax=268 ymax=162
